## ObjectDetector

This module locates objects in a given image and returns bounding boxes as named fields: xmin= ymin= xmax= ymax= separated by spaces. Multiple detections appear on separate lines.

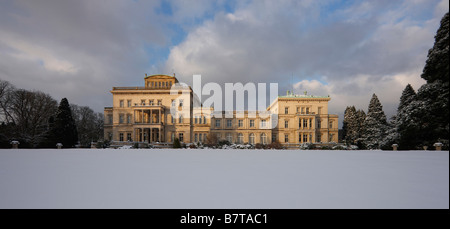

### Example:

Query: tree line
xmin=342 ymin=12 xmax=449 ymax=150
xmin=0 ymin=80 xmax=103 ymax=148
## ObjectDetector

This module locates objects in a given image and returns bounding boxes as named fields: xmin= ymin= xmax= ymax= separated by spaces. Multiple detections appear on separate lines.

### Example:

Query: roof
xmin=144 ymin=74 xmax=178 ymax=82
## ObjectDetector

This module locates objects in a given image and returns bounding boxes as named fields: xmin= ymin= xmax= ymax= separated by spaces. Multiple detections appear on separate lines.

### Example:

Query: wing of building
xmin=104 ymin=74 xmax=339 ymax=147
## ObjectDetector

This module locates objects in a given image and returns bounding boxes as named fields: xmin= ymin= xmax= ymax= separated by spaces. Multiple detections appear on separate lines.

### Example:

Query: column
xmin=150 ymin=128 xmax=152 ymax=143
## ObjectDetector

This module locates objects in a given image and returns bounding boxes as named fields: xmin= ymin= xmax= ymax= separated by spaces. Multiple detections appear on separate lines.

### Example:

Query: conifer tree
xmin=48 ymin=98 xmax=78 ymax=148
xmin=362 ymin=94 xmax=388 ymax=149
xmin=405 ymin=12 xmax=449 ymax=149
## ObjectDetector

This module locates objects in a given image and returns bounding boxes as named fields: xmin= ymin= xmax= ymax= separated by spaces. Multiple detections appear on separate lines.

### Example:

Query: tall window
xmin=238 ymin=120 xmax=243 ymax=127
xmin=199 ymin=134 xmax=203 ymax=142
xmin=226 ymin=133 xmax=233 ymax=143
xmin=318 ymin=119 xmax=321 ymax=128
xmin=179 ymin=115 xmax=183 ymax=123
xmin=227 ymin=119 xmax=232 ymax=127
xmin=179 ymin=133 xmax=184 ymax=142
xmin=260 ymin=133 xmax=267 ymax=144
xmin=299 ymin=118 xmax=301 ymax=128
xmin=285 ymin=120 xmax=289 ymax=128
xmin=119 ymin=100 xmax=124 ymax=107
xmin=127 ymin=100 xmax=131 ymax=107
xmin=194 ymin=116 xmax=198 ymax=124
xmin=179 ymin=99 xmax=184 ymax=107
xmin=318 ymin=134 xmax=322 ymax=142
xmin=285 ymin=107 xmax=289 ymax=114
xmin=303 ymin=119 xmax=307 ymax=129
xmin=119 ymin=114 xmax=124 ymax=124
xmin=171 ymin=115 xmax=175 ymax=124
xmin=203 ymin=116 xmax=206 ymax=124
xmin=272 ymin=133 xmax=277 ymax=142
xmin=301 ymin=107 xmax=304 ymax=114
xmin=306 ymin=107 xmax=310 ymax=114
xmin=194 ymin=133 xmax=198 ymax=142
xmin=285 ymin=134 xmax=289 ymax=143
xmin=215 ymin=119 xmax=221 ymax=127
xmin=250 ymin=120 xmax=255 ymax=127
xmin=249 ymin=133 xmax=255 ymax=144
xmin=119 ymin=133 xmax=124 ymax=141
xmin=310 ymin=118 xmax=312 ymax=128
xmin=296 ymin=107 xmax=300 ymax=113
xmin=157 ymin=100 xmax=162 ymax=106
xmin=303 ymin=134 xmax=308 ymax=142
xmin=260 ymin=120 xmax=266 ymax=128
xmin=127 ymin=114 xmax=132 ymax=124
xmin=237 ymin=133 xmax=243 ymax=144
xmin=127 ymin=133 xmax=132 ymax=141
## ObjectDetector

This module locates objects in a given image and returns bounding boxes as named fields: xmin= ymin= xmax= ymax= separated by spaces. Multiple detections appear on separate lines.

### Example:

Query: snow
xmin=0 ymin=149 xmax=448 ymax=209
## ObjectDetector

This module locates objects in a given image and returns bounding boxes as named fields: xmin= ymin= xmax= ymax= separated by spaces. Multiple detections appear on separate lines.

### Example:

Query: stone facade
xmin=104 ymin=74 xmax=339 ymax=146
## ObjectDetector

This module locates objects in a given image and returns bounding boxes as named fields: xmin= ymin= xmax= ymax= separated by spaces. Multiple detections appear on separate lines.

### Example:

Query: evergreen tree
xmin=342 ymin=106 xmax=358 ymax=145
xmin=405 ymin=12 xmax=449 ymax=149
xmin=47 ymin=98 xmax=78 ymax=148
xmin=395 ymin=84 xmax=418 ymax=149
xmin=362 ymin=94 xmax=388 ymax=149
xmin=355 ymin=109 xmax=366 ymax=148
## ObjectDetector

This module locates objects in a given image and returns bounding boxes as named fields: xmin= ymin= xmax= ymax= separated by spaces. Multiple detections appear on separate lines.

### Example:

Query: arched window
xmin=260 ymin=133 xmax=267 ymax=144
xmin=237 ymin=133 xmax=243 ymax=144
xmin=249 ymin=133 xmax=255 ymax=144
xmin=226 ymin=133 xmax=233 ymax=143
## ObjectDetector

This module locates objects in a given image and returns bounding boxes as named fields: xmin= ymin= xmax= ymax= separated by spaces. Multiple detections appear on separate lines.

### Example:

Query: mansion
xmin=104 ymin=74 xmax=339 ymax=147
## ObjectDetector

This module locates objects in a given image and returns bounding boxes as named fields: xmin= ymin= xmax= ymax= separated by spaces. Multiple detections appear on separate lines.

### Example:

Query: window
xmin=303 ymin=134 xmax=308 ymax=143
xmin=227 ymin=119 xmax=232 ymax=127
xmin=151 ymin=82 xmax=154 ymax=88
xmin=127 ymin=114 xmax=132 ymax=124
xmin=194 ymin=116 xmax=198 ymax=124
xmin=299 ymin=118 xmax=301 ymax=128
xmin=329 ymin=134 xmax=333 ymax=142
xmin=203 ymin=116 xmax=206 ymax=124
xmin=159 ymin=82 xmax=161 ymax=87
xmin=171 ymin=115 xmax=175 ymax=124
xmin=285 ymin=134 xmax=289 ymax=143
xmin=149 ymin=100 xmax=154 ymax=106
xmin=199 ymin=134 xmax=203 ymax=142
xmin=310 ymin=134 xmax=313 ymax=143
xmin=127 ymin=100 xmax=131 ymax=107
xmin=296 ymin=107 xmax=300 ymax=113
xmin=119 ymin=100 xmax=124 ymax=108
xmin=119 ymin=133 xmax=124 ymax=141
xmin=272 ymin=133 xmax=277 ymax=142
xmin=310 ymin=118 xmax=312 ymax=128
xmin=260 ymin=120 xmax=266 ymax=128
xmin=249 ymin=133 xmax=255 ymax=144
xmin=179 ymin=99 xmax=184 ymax=107
xmin=237 ymin=133 xmax=243 ymax=144
xmin=285 ymin=120 xmax=289 ymax=128
xmin=306 ymin=107 xmax=310 ymax=114
xmin=298 ymin=134 xmax=302 ymax=143
xmin=108 ymin=115 xmax=113 ymax=124
xmin=215 ymin=119 xmax=221 ymax=127
xmin=179 ymin=115 xmax=183 ymax=123
xmin=318 ymin=119 xmax=321 ymax=128
xmin=238 ymin=120 xmax=243 ymax=127
xmin=250 ymin=120 xmax=255 ymax=127
xmin=141 ymin=99 xmax=145 ymax=105
xmin=260 ymin=133 xmax=267 ymax=144
xmin=329 ymin=121 xmax=333 ymax=129
xmin=127 ymin=133 xmax=132 ymax=141
xmin=301 ymin=107 xmax=304 ymax=114
xmin=318 ymin=134 xmax=322 ymax=142
xmin=303 ymin=119 xmax=307 ymax=129
xmin=226 ymin=133 xmax=233 ymax=143
xmin=194 ymin=133 xmax=198 ymax=142
xmin=285 ymin=107 xmax=289 ymax=114
xmin=119 ymin=114 xmax=124 ymax=124
xmin=157 ymin=100 xmax=162 ymax=106
xmin=179 ymin=133 xmax=184 ymax=142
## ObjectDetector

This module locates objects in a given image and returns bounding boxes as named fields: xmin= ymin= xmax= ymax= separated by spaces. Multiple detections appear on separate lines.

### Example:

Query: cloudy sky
xmin=1 ymin=0 xmax=448 ymax=125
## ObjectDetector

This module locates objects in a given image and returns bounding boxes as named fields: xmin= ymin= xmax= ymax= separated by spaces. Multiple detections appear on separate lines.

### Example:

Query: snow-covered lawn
xmin=0 ymin=149 xmax=448 ymax=209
